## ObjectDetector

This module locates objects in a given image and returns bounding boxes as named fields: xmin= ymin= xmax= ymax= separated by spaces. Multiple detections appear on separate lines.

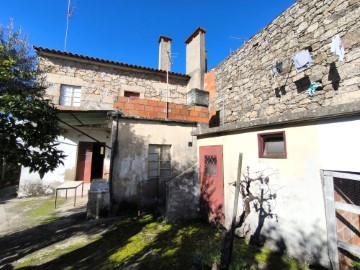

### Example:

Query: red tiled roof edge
xmin=33 ymin=46 xmax=190 ymax=79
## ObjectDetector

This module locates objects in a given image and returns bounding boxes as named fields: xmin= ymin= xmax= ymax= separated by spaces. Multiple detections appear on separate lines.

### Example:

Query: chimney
xmin=185 ymin=27 xmax=206 ymax=90
xmin=158 ymin=36 xmax=172 ymax=71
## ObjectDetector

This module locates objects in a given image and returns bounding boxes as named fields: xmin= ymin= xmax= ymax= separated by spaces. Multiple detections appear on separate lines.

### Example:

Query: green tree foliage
xmin=0 ymin=21 xmax=65 ymax=178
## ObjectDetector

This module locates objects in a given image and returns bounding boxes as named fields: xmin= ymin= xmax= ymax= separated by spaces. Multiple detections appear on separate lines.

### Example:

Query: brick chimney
xmin=185 ymin=27 xmax=206 ymax=90
xmin=158 ymin=35 xmax=172 ymax=71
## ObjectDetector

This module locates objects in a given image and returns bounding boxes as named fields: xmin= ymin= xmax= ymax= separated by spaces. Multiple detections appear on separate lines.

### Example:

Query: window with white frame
xmin=148 ymin=144 xmax=171 ymax=179
xmin=60 ymin=85 xmax=81 ymax=107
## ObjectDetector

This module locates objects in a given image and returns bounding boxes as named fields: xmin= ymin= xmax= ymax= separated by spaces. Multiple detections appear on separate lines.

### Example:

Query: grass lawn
xmin=13 ymin=213 xmax=309 ymax=270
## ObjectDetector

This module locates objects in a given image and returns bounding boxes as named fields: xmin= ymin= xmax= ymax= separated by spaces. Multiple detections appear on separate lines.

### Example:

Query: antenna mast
xmin=64 ymin=0 xmax=71 ymax=51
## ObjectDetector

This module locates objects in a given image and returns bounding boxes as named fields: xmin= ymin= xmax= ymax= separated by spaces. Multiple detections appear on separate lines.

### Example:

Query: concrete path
xmin=0 ymin=186 xmax=116 ymax=269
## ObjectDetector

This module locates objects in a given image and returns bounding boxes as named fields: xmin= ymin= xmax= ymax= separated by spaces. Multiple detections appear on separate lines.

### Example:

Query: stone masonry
xmin=211 ymin=0 xmax=360 ymax=124
xmin=37 ymin=53 xmax=189 ymax=110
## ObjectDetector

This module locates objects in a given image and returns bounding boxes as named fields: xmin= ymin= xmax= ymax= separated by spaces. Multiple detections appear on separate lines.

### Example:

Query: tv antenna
xmin=230 ymin=36 xmax=247 ymax=44
xmin=229 ymin=36 xmax=247 ymax=54
xmin=64 ymin=0 xmax=74 ymax=51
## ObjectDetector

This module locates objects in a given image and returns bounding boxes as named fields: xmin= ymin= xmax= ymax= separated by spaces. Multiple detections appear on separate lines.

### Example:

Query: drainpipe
xmin=166 ymin=51 xmax=172 ymax=119
xmin=108 ymin=110 xmax=121 ymax=210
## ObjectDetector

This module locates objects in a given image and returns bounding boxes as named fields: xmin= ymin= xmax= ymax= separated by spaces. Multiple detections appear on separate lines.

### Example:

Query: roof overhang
xmin=57 ymin=110 xmax=111 ymax=129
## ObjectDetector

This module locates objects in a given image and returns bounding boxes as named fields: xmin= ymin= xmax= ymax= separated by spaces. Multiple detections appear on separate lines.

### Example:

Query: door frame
xmin=76 ymin=141 xmax=106 ymax=183
xmin=199 ymin=145 xmax=224 ymax=224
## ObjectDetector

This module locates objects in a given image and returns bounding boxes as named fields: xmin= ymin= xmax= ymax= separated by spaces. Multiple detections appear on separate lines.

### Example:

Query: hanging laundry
xmin=307 ymin=81 xmax=322 ymax=96
xmin=270 ymin=66 xmax=278 ymax=77
xmin=270 ymin=63 xmax=283 ymax=78
xmin=291 ymin=50 xmax=313 ymax=72
xmin=331 ymin=34 xmax=345 ymax=61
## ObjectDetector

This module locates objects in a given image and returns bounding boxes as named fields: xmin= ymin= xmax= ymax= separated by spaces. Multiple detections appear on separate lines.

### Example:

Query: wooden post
xmin=220 ymin=153 xmax=243 ymax=270
xmin=321 ymin=170 xmax=339 ymax=270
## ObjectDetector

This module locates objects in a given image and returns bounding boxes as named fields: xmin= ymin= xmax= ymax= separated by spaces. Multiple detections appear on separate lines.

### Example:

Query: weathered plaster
xmin=112 ymin=118 xmax=197 ymax=204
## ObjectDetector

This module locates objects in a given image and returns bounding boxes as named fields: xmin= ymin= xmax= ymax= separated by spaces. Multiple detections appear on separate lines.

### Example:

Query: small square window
xmin=258 ymin=131 xmax=286 ymax=158
xmin=60 ymin=85 xmax=81 ymax=107
xmin=124 ymin=91 xmax=140 ymax=98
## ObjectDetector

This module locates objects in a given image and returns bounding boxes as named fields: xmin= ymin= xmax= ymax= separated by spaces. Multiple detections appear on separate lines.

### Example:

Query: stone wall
xmin=38 ymin=56 xmax=189 ymax=110
xmin=166 ymin=166 xmax=199 ymax=222
xmin=213 ymin=0 xmax=360 ymax=124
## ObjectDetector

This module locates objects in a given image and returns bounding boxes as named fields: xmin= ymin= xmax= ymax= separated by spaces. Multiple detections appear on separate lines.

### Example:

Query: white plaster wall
xmin=317 ymin=117 xmax=360 ymax=172
xmin=197 ymin=123 xmax=332 ymax=265
xmin=19 ymin=128 xmax=111 ymax=190
xmin=113 ymin=119 xmax=197 ymax=203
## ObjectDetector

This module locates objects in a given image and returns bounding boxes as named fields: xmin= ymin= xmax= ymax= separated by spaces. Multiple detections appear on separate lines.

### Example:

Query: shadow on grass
xmin=7 ymin=213 xmax=312 ymax=270
xmin=0 ymin=206 xmax=134 ymax=270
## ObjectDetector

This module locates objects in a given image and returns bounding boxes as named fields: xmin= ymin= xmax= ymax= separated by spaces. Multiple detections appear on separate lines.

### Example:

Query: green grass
xmin=12 ymin=213 xmax=310 ymax=270
xmin=15 ymin=236 xmax=100 ymax=269
xmin=9 ymin=196 xmax=66 ymax=226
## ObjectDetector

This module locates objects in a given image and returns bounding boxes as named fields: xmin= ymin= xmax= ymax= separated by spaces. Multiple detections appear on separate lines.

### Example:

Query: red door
xmin=199 ymin=145 xmax=224 ymax=224
xmin=76 ymin=142 xmax=106 ymax=183
xmin=76 ymin=142 xmax=93 ymax=183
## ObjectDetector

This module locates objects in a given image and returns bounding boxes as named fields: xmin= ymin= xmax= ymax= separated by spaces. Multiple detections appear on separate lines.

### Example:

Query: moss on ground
xmin=15 ymin=236 xmax=100 ymax=268
xmin=11 ymin=212 xmax=310 ymax=270
xmin=9 ymin=196 xmax=66 ymax=224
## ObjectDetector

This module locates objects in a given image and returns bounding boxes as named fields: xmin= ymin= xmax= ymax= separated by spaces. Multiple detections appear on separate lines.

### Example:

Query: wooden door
xmin=199 ymin=145 xmax=224 ymax=224
xmin=76 ymin=142 xmax=93 ymax=183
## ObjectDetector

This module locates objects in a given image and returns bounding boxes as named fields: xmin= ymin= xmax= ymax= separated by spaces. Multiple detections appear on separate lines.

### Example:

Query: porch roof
xmin=57 ymin=110 xmax=111 ymax=128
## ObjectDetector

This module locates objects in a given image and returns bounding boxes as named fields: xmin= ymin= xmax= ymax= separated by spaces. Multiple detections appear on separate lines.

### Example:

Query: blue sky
xmin=1 ymin=0 xmax=295 ymax=74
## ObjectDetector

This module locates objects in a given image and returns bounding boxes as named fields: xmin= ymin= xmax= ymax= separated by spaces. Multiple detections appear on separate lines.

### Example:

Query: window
xmin=258 ymin=131 xmax=286 ymax=158
xmin=124 ymin=91 xmax=140 ymax=99
xmin=148 ymin=144 xmax=171 ymax=179
xmin=60 ymin=85 xmax=81 ymax=107
xmin=204 ymin=155 xmax=217 ymax=176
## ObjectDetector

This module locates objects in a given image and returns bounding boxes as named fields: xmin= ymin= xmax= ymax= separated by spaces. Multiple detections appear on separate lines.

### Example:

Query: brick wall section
xmin=212 ymin=0 xmax=360 ymax=124
xmin=204 ymin=69 xmax=217 ymax=121
xmin=114 ymin=96 xmax=209 ymax=123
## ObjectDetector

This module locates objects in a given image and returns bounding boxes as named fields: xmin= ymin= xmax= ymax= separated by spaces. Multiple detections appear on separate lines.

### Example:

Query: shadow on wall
xmin=113 ymin=122 xmax=148 ymax=213
xmin=261 ymin=223 xmax=330 ymax=269
xmin=328 ymin=62 xmax=341 ymax=91
xmin=209 ymin=111 xmax=220 ymax=128
xmin=166 ymin=164 xmax=200 ymax=222
xmin=113 ymin=122 xmax=197 ymax=216
xmin=199 ymin=174 xmax=224 ymax=225
xmin=249 ymin=187 xmax=278 ymax=247
xmin=294 ymin=76 xmax=311 ymax=93
xmin=117 ymin=122 xmax=148 ymax=157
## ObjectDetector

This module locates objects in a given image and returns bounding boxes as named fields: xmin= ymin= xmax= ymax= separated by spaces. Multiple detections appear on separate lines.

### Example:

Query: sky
xmin=1 ymin=0 xmax=295 ymax=74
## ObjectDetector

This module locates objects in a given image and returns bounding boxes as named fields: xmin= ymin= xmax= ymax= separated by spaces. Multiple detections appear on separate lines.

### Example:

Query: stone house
xmin=17 ymin=0 xmax=360 ymax=268
xmin=19 ymin=28 xmax=208 ymax=218
xmin=195 ymin=0 xmax=360 ymax=268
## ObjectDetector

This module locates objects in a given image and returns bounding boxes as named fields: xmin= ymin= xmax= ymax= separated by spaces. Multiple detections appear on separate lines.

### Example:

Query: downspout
xmin=108 ymin=110 xmax=121 ymax=210
xmin=166 ymin=52 xmax=169 ymax=119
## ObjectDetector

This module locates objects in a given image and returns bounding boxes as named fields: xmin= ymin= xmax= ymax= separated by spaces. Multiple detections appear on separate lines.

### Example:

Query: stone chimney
xmin=185 ymin=27 xmax=206 ymax=90
xmin=158 ymin=35 xmax=172 ymax=71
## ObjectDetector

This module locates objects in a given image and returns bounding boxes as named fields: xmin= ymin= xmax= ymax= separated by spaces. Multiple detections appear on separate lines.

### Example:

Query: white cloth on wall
xmin=291 ymin=50 xmax=313 ymax=72
xmin=331 ymin=34 xmax=345 ymax=61
xmin=270 ymin=66 xmax=278 ymax=77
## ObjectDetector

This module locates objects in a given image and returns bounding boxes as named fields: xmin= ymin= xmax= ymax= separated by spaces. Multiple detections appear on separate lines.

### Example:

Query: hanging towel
xmin=307 ymin=82 xmax=322 ymax=96
xmin=331 ymin=34 xmax=345 ymax=61
xmin=291 ymin=50 xmax=313 ymax=72
xmin=270 ymin=63 xmax=283 ymax=78
xmin=270 ymin=66 xmax=278 ymax=78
